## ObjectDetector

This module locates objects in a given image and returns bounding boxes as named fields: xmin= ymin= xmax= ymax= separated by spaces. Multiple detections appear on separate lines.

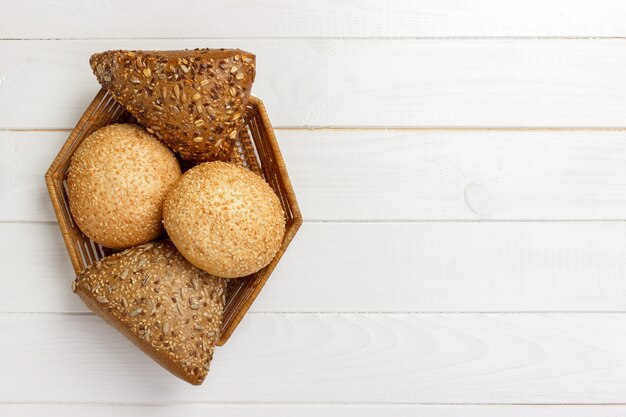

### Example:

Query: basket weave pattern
xmin=45 ymin=89 xmax=302 ymax=345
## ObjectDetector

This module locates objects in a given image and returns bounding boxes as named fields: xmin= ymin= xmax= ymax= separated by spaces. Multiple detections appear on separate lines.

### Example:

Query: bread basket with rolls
xmin=45 ymin=49 xmax=302 ymax=385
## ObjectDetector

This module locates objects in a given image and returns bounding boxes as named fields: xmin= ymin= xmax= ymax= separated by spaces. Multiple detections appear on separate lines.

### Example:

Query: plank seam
xmin=2 ymin=401 xmax=626 ymax=406
xmin=5 ymin=311 xmax=626 ymax=316
xmin=3 ymin=127 xmax=626 ymax=132
xmin=1 ymin=36 xmax=626 ymax=41
xmin=7 ymin=220 xmax=626 ymax=225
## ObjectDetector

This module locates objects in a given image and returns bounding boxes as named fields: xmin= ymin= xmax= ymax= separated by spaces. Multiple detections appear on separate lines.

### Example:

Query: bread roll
xmin=73 ymin=240 xmax=226 ymax=385
xmin=90 ymin=49 xmax=255 ymax=163
xmin=67 ymin=123 xmax=181 ymax=250
xmin=164 ymin=162 xmax=285 ymax=278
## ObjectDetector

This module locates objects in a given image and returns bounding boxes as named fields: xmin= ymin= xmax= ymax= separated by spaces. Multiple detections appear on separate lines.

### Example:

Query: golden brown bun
xmin=90 ymin=49 xmax=255 ymax=163
xmin=164 ymin=162 xmax=285 ymax=278
xmin=73 ymin=240 xmax=226 ymax=385
xmin=67 ymin=123 xmax=181 ymax=250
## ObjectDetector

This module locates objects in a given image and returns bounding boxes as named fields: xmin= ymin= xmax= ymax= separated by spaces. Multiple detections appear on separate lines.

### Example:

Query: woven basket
xmin=45 ymin=88 xmax=302 ymax=345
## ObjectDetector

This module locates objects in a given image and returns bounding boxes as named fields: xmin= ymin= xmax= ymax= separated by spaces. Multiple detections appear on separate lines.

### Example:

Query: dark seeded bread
xmin=73 ymin=240 xmax=226 ymax=385
xmin=90 ymin=49 xmax=255 ymax=163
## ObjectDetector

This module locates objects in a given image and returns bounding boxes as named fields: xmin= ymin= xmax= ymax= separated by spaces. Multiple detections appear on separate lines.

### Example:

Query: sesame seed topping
xmin=73 ymin=240 xmax=225 ymax=384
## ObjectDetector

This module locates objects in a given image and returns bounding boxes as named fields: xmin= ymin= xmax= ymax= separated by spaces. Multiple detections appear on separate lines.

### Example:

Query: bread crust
xmin=73 ymin=240 xmax=226 ymax=385
xmin=90 ymin=49 xmax=255 ymax=163
xmin=67 ymin=123 xmax=181 ymax=250
xmin=164 ymin=162 xmax=285 ymax=278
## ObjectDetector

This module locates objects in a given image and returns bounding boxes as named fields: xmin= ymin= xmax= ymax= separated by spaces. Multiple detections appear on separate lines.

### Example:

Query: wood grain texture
xmin=6 ymin=129 xmax=626 ymax=223
xmin=6 ymin=221 xmax=626 ymax=313
xmin=1 ymin=39 xmax=626 ymax=129
xmin=3 ymin=313 xmax=626 ymax=403
xmin=285 ymin=129 xmax=626 ymax=220
xmin=3 ymin=404 xmax=626 ymax=417
xmin=3 ymin=0 xmax=626 ymax=38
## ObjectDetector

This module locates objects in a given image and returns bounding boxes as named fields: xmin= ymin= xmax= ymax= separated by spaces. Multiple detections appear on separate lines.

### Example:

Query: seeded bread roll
xmin=164 ymin=162 xmax=285 ymax=278
xmin=90 ymin=49 xmax=255 ymax=163
xmin=73 ymin=240 xmax=226 ymax=385
xmin=67 ymin=123 xmax=181 ymax=250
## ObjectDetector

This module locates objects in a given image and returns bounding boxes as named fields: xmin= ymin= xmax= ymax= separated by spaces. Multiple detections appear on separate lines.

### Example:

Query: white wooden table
xmin=2 ymin=1 xmax=626 ymax=415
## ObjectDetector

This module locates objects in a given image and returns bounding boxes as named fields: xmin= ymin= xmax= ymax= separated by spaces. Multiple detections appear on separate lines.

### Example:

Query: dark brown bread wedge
xmin=90 ymin=49 xmax=255 ymax=162
xmin=73 ymin=240 xmax=226 ymax=385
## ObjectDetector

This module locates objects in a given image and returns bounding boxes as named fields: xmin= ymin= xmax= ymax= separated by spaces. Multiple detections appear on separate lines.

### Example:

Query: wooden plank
xmin=5 ymin=129 xmax=626 ymax=223
xmin=3 ymin=0 xmax=626 ymax=38
xmin=1 ymin=39 xmax=626 ymax=129
xmin=284 ymin=129 xmax=626 ymax=221
xmin=5 ymin=221 xmax=626 ymax=313
xmin=2 ymin=404 xmax=626 ymax=417
xmin=3 ymin=313 xmax=626 ymax=403
xmin=0 ymin=131 xmax=59 ymax=223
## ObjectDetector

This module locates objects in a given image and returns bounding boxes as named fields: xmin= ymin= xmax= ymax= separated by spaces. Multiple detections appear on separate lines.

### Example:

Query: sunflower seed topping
xmin=90 ymin=49 xmax=255 ymax=162
xmin=73 ymin=232 xmax=227 ymax=382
